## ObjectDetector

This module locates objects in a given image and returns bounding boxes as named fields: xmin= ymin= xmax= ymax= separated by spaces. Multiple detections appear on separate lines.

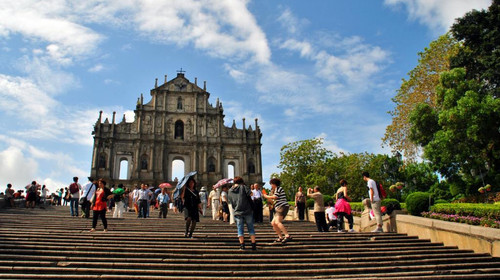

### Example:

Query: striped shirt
xmin=274 ymin=186 xmax=288 ymax=208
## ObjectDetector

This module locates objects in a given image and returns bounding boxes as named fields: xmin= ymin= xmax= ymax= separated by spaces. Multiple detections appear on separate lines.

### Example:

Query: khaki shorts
xmin=274 ymin=205 xmax=289 ymax=218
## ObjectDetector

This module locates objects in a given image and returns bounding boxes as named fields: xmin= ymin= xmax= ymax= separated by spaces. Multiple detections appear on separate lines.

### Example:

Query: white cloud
xmin=384 ymin=0 xmax=491 ymax=33
xmin=0 ymin=135 xmax=89 ymax=192
xmin=88 ymin=64 xmax=104 ymax=73
xmin=0 ymin=0 xmax=103 ymax=63
xmin=222 ymin=100 xmax=263 ymax=129
xmin=224 ymin=64 xmax=248 ymax=82
xmin=316 ymin=133 xmax=346 ymax=154
xmin=130 ymin=0 xmax=271 ymax=64
xmin=0 ymin=145 xmax=38 ymax=190
xmin=0 ymin=74 xmax=57 ymax=120
xmin=276 ymin=7 xmax=309 ymax=35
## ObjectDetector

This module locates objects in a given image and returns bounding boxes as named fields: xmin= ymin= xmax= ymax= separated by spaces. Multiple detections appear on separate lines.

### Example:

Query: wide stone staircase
xmin=0 ymin=206 xmax=499 ymax=279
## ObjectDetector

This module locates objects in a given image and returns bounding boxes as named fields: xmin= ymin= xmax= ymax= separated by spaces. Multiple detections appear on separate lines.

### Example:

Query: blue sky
xmin=0 ymin=0 xmax=491 ymax=193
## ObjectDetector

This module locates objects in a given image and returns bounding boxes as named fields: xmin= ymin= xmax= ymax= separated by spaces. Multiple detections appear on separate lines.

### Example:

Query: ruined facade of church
xmin=90 ymin=72 xmax=263 ymax=187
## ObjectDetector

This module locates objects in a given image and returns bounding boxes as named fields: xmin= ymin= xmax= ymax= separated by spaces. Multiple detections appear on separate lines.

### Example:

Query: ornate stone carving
xmin=91 ymin=72 xmax=262 ymax=187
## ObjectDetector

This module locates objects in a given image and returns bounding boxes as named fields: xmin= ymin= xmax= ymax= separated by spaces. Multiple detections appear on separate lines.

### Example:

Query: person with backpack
xmin=81 ymin=177 xmax=96 ymax=218
xmin=69 ymin=177 xmax=81 ymax=217
xmin=362 ymin=171 xmax=384 ymax=233
xmin=228 ymin=176 xmax=257 ymax=250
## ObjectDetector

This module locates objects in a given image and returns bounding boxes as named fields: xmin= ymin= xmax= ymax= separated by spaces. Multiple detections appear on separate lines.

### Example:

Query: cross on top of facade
xmin=177 ymin=68 xmax=186 ymax=74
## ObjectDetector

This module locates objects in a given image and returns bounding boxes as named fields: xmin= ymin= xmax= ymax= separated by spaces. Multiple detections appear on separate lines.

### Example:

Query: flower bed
xmin=422 ymin=203 xmax=500 ymax=229
xmin=421 ymin=211 xmax=500 ymax=228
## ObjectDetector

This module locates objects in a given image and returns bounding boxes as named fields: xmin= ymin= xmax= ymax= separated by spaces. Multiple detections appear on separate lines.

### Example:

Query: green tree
xmin=400 ymin=162 xmax=439 ymax=193
xmin=383 ymin=33 xmax=459 ymax=162
xmin=409 ymin=68 xmax=500 ymax=191
xmin=277 ymin=138 xmax=332 ymax=198
xmin=450 ymin=0 xmax=500 ymax=97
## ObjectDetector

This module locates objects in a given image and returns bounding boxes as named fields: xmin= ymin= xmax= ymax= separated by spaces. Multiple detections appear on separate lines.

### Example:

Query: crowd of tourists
xmin=2 ymin=171 xmax=384 ymax=251
xmin=297 ymin=171 xmax=384 ymax=233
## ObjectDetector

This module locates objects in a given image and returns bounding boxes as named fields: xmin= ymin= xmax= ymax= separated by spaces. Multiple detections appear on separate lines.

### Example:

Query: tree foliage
xmin=450 ymin=0 xmax=500 ymax=97
xmin=383 ymin=33 xmax=459 ymax=162
xmin=277 ymin=138 xmax=332 ymax=198
xmin=409 ymin=67 xmax=500 ymax=189
xmin=275 ymin=139 xmax=407 ymax=201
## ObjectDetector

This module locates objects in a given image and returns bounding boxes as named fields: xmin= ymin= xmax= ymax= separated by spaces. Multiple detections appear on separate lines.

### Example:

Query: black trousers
xmin=337 ymin=212 xmax=354 ymax=230
xmin=138 ymin=200 xmax=148 ymax=218
xmin=296 ymin=202 xmax=305 ymax=220
xmin=92 ymin=210 xmax=107 ymax=229
xmin=253 ymin=198 xmax=263 ymax=223
xmin=82 ymin=201 xmax=91 ymax=218
xmin=314 ymin=211 xmax=329 ymax=232
xmin=159 ymin=203 xmax=168 ymax=218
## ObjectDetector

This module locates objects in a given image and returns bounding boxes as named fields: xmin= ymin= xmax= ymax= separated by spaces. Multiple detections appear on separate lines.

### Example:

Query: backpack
xmin=69 ymin=183 xmax=79 ymax=194
xmin=29 ymin=185 xmax=37 ymax=193
xmin=374 ymin=181 xmax=387 ymax=199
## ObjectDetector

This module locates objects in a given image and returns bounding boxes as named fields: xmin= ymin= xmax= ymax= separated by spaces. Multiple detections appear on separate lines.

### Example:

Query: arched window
xmin=177 ymin=97 xmax=183 ymax=110
xmin=141 ymin=155 xmax=148 ymax=170
xmin=172 ymin=159 xmax=185 ymax=181
xmin=248 ymin=161 xmax=255 ymax=174
xmin=227 ymin=162 xmax=235 ymax=179
xmin=98 ymin=153 xmax=106 ymax=169
xmin=119 ymin=159 xmax=129 ymax=179
xmin=208 ymin=157 xmax=216 ymax=172
xmin=175 ymin=120 xmax=184 ymax=140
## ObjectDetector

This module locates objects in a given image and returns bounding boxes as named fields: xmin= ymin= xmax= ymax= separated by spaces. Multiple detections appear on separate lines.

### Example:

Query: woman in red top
xmin=90 ymin=179 xmax=112 ymax=232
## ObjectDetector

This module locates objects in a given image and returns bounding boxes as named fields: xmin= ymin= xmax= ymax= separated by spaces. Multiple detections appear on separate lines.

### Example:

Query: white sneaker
xmin=337 ymin=229 xmax=344 ymax=233
xmin=348 ymin=229 xmax=356 ymax=233
xmin=371 ymin=227 xmax=383 ymax=233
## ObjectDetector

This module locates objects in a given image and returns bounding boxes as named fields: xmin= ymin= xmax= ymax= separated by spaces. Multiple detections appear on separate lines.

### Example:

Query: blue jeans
xmin=234 ymin=214 xmax=255 ymax=237
xmin=70 ymin=198 xmax=79 ymax=216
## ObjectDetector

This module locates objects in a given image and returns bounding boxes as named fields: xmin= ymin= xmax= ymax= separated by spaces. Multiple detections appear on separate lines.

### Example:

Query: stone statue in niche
xmin=141 ymin=158 xmax=148 ymax=170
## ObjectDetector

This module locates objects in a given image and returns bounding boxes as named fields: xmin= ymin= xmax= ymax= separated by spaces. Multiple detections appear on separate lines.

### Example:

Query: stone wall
xmin=396 ymin=214 xmax=500 ymax=257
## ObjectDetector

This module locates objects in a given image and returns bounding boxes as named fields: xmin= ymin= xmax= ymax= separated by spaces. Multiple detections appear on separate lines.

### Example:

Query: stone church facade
xmin=90 ymin=72 xmax=263 ymax=188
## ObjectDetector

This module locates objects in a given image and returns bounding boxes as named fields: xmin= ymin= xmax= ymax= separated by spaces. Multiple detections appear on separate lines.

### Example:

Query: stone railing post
xmin=360 ymin=198 xmax=372 ymax=232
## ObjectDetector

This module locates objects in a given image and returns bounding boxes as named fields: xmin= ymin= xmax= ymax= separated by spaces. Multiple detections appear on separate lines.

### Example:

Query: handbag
xmin=79 ymin=183 xmax=94 ymax=205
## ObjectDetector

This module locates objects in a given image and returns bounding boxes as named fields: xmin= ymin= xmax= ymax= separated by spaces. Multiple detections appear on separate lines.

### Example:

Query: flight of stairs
xmin=0 ymin=206 xmax=499 ymax=279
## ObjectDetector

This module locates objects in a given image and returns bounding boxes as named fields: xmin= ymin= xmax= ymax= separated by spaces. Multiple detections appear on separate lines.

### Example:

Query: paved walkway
xmin=0 ymin=206 xmax=499 ymax=279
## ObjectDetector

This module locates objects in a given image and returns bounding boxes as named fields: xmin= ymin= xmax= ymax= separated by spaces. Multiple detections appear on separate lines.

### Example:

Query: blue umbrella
xmin=173 ymin=171 xmax=197 ymax=199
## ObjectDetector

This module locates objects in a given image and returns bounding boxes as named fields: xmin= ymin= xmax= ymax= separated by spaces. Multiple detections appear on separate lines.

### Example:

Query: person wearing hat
xmin=80 ymin=177 xmax=97 ymax=218
xmin=208 ymin=186 xmax=221 ymax=220
xmin=199 ymin=186 xmax=208 ymax=216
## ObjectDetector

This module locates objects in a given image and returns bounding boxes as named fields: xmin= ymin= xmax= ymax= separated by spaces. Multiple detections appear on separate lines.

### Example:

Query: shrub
xmin=306 ymin=198 xmax=314 ymax=208
xmin=350 ymin=202 xmax=364 ymax=212
xmin=430 ymin=203 xmax=500 ymax=220
xmin=434 ymin=199 xmax=448 ymax=204
xmin=381 ymin=198 xmax=401 ymax=215
xmin=323 ymin=195 xmax=333 ymax=206
xmin=406 ymin=192 xmax=433 ymax=216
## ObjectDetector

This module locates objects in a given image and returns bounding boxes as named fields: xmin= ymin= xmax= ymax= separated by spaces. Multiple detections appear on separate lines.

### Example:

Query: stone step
xmin=0 ymin=207 xmax=499 ymax=279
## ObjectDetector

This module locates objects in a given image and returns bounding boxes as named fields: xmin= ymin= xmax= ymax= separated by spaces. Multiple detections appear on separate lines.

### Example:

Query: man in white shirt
xmin=251 ymin=183 xmax=263 ymax=223
xmin=363 ymin=171 xmax=383 ymax=232
xmin=208 ymin=186 xmax=220 ymax=220
xmin=136 ymin=184 xmax=152 ymax=218
xmin=80 ymin=177 xmax=96 ymax=218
